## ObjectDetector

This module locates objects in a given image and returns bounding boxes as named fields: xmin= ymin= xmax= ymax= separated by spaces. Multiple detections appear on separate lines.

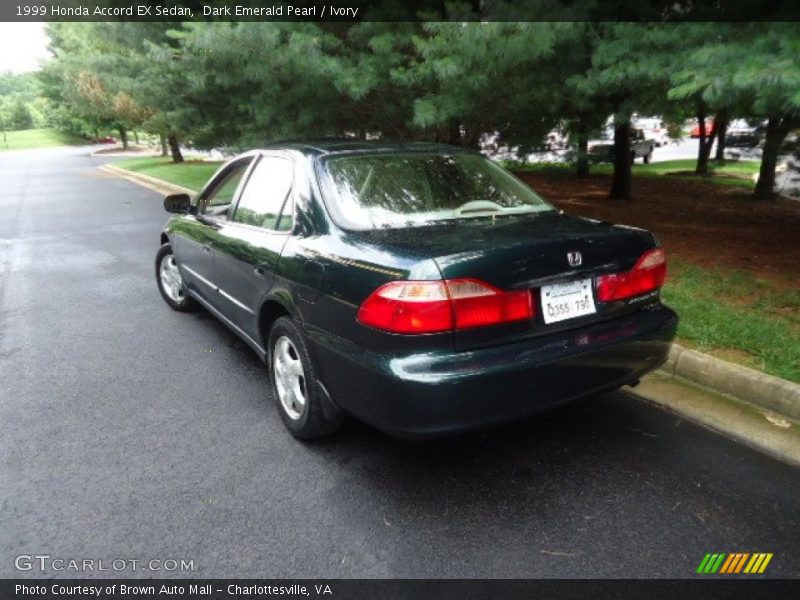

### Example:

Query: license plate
xmin=541 ymin=278 xmax=596 ymax=324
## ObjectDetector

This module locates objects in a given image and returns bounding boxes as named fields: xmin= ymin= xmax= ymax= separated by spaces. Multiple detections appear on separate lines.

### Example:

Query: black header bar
xmin=2 ymin=0 xmax=800 ymax=22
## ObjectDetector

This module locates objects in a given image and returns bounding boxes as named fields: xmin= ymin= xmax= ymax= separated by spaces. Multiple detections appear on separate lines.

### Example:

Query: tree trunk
xmin=118 ymin=127 xmax=128 ymax=150
xmin=133 ymin=131 xmax=140 ymax=145
xmin=714 ymin=110 xmax=729 ymax=162
xmin=446 ymin=122 xmax=462 ymax=145
xmin=754 ymin=115 xmax=792 ymax=200
xmin=609 ymin=117 xmax=632 ymax=200
xmin=160 ymin=132 xmax=168 ymax=157
xmin=469 ymin=128 xmax=484 ymax=149
xmin=167 ymin=135 xmax=184 ymax=163
xmin=575 ymin=117 xmax=590 ymax=176
xmin=695 ymin=106 xmax=716 ymax=175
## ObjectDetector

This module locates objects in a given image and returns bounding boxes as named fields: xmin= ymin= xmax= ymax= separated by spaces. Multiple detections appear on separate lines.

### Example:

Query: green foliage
xmin=406 ymin=21 xmax=569 ymax=149
xmin=8 ymin=99 xmax=33 ymax=130
xmin=0 ymin=71 xmax=40 ymax=99
xmin=37 ymin=18 xmax=800 ymax=194
xmin=0 ymin=71 xmax=45 ymax=131
xmin=40 ymin=23 xmax=174 ymax=139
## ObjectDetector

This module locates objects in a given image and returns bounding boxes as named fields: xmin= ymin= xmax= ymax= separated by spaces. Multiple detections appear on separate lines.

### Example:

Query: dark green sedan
xmin=156 ymin=140 xmax=677 ymax=439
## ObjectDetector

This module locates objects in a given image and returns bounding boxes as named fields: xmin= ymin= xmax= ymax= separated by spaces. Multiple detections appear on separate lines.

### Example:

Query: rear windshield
xmin=318 ymin=153 xmax=554 ymax=230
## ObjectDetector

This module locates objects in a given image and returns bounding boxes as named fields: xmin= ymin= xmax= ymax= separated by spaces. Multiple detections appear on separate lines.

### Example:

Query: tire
xmin=155 ymin=243 xmax=197 ymax=312
xmin=268 ymin=316 xmax=343 ymax=440
xmin=643 ymin=150 xmax=653 ymax=164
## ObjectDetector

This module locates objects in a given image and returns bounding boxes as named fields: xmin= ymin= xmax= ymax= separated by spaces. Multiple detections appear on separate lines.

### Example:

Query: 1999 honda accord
xmin=156 ymin=140 xmax=677 ymax=439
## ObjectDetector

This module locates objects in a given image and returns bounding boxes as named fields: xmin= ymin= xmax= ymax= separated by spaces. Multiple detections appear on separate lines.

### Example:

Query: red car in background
xmin=690 ymin=119 xmax=716 ymax=138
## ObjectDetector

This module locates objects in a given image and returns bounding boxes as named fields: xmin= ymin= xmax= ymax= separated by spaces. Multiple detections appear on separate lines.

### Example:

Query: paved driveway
xmin=1 ymin=146 xmax=798 ymax=578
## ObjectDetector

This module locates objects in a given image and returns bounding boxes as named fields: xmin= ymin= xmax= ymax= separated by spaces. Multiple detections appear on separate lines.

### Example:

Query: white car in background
xmin=634 ymin=117 xmax=670 ymax=146
xmin=588 ymin=127 xmax=655 ymax=164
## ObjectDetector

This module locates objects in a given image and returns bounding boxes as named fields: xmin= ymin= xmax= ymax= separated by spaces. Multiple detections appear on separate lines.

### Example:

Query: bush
xmin=9 ymin=100 xmax=33 ymax=130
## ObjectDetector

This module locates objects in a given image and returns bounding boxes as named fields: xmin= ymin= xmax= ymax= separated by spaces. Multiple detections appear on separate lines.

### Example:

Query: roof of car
xmin=260 ymin=138 xmax=477 ymax=156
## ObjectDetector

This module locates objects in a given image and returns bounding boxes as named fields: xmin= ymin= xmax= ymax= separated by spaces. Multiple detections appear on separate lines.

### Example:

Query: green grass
xmin=112 ymin=156 xmax=223 ymax=191
xmin=0 ymin=127 xmax=86 ymax=151
xmin=662 ymin=259 xmax=800 ymax=382
xmin=504 ymin=158 xmax=760 ymax=189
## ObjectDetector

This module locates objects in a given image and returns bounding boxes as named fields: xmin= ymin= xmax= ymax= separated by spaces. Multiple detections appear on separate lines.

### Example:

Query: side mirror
xmin=164 ymin=193 xmax=192 ymax=214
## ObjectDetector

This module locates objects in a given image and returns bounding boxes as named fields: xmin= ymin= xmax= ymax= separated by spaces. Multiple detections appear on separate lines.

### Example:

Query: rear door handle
xmin=202 ymin=243 xmax=212 ymax=253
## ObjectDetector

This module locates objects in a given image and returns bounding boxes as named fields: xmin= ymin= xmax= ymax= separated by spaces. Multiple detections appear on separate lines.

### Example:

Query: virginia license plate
xmin=541 ymin=278 xmax=596 ymax=324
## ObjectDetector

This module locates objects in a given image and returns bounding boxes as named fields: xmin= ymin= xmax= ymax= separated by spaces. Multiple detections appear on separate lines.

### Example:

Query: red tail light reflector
xmin=357 ymin=278 xmax=533 ymax=334
xmin=447 ymin=279 xmax=533 ymax=330
xmin=596 ymin=248 xmax=667 ymax=302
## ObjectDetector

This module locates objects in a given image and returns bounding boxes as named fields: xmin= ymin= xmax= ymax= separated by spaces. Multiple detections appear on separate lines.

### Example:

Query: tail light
xmin=596 ymin=248 xmax=667 ymax=302
xmin=357 ymin=278 xmax=533 ymax=334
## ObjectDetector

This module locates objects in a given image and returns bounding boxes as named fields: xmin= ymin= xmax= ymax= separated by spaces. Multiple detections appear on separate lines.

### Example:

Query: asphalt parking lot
xmin=1 ymin=146 xmax=799 ymax=578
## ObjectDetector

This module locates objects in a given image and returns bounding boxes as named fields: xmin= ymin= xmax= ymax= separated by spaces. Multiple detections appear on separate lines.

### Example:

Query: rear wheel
xmin=155 ymin=244 xmax=197 ymax=312
xmin=268 ymin=316 xmax=343 ymax=440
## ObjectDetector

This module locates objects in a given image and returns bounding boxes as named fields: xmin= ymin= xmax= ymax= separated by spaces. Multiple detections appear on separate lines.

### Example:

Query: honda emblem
xmin=567 ymin=251 xmax=582 ymax=267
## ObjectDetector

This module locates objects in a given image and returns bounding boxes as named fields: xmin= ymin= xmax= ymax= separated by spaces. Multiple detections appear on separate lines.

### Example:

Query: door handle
xmin=254 ymin=263 xmax=269 ymax=278
xmin=202 ymin=243 xmax=212 ymax=253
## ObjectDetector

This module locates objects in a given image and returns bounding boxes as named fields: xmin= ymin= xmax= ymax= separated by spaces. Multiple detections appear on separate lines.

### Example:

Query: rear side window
xmin=232 ymin=156 xmax=293 ymax=230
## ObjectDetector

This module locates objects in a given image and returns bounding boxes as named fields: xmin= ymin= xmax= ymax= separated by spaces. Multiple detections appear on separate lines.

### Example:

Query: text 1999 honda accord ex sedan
xmin=155 ymin=140 xmax=677 ymax=440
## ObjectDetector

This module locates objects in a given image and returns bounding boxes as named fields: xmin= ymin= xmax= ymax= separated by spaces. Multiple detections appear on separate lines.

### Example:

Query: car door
xmin=212 ymin=153 xmax=294 ymax=339
xmin=176 ymin=157 xmax=253 ymax=303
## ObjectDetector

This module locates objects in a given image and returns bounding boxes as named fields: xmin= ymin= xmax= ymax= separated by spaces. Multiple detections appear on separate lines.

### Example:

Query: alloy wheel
xmin=273 ymin=336 xmax=306 ymax=420
xmin=159 ymin=254 xmax=185 ymax=303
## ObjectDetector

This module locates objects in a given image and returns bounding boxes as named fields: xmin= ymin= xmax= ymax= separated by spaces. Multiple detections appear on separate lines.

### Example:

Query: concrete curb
xmin=661 ymin=343 xmax=800 ymax=422
xmin=100 ymin=164 xmax=197 ymax=196
xmin=634 ymin=372 xmax=800 ymax=468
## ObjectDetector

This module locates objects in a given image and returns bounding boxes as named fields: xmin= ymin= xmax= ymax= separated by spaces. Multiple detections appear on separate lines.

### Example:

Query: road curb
xmin=661 ymin=343 xmax=800 ymax=422
xmin=99 ymin=163 xmax=197 ymax=196
xmin=634 ymin=372 xmax=800 ymax=468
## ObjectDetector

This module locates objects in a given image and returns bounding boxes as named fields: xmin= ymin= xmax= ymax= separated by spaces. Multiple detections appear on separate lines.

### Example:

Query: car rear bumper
xmin=306 ymin=305 xmax=678 ymax=438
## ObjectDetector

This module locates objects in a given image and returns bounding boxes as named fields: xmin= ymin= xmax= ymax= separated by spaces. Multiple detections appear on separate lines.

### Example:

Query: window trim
xmin=227 ymin=151 xmax=296 ymax=235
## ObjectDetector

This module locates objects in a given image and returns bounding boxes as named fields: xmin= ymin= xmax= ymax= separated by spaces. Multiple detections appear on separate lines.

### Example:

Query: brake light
xmin=357 ymin=278 xmax=533 ymax=334
xmin=596 ymin=248 xmax=667 ymax=302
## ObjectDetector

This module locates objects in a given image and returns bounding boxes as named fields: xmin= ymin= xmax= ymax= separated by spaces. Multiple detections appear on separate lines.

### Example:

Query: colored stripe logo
xmin=696 ymin=553 xmax=773 ymax=574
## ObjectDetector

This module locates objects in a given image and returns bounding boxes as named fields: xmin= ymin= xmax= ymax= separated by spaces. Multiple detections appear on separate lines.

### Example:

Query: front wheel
xmin=643 ymin=150 xmax=653 ymax=164
xmin=268 ymin=317 xmax=343 ymax=440
xmin=155 ymin=243 xmax=197 ymax=312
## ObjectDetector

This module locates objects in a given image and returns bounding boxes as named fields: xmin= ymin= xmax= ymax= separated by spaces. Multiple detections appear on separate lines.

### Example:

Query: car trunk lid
xmin=353 ymin=212 xmax=658 ymax=349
